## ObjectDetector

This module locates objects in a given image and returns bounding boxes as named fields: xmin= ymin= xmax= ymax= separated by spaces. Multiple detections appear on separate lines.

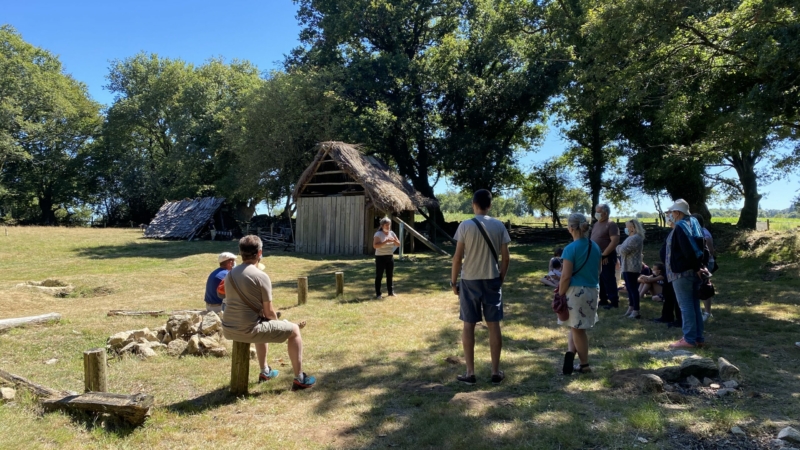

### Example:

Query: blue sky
xmin=4 ymin=1 xmax=797 ymax=213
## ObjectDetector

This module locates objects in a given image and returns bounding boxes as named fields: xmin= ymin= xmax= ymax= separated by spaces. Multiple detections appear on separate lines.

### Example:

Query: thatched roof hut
xmin=144 ymin=197 xmax=237 ymax=240
xmin=293 ymin=141 xmax=435 ymax=213
xmin=292 ymin=142 xmax=437 ymax=255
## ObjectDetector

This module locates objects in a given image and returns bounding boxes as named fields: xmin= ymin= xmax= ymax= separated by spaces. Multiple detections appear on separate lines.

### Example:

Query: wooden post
xmin=767 ymin=219 xmax=770 ymax=231
xmin=335 ymin=272 xmax=344 ymax=296
xmin=298 ymin=277 xmax=308 ymax=305
xmin=230 ymin=341 xmax=250 ymax=395
xmin=83 ymin=348 xmax=107 ymax=393
xmin=398 ymin=222 xmax=404 ymax=260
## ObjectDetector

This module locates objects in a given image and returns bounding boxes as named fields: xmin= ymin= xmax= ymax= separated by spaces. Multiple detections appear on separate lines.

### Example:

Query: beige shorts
xmin=222 ymin=319 xmax=295 ymax=344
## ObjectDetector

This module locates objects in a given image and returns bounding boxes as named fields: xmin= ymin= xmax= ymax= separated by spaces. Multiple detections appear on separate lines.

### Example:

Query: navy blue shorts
xmin=459 ymin=277 xmax=503 ymax=323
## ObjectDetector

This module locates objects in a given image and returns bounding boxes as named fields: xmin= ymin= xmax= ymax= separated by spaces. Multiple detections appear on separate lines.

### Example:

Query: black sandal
xmin=573 ymin=363 xmax=592 ymax=374
xmin=562 ymin=352 xmax=575 ymax=375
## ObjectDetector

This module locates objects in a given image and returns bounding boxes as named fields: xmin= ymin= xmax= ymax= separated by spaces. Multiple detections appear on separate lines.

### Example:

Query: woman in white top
xmin=373 ymin=217 xmax=400 ymax=298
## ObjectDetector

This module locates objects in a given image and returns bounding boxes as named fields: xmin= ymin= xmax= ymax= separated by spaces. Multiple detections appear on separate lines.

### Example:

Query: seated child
xmin=541 ymin=247 xmax=563 ymax=287
xmin=638 ymin=262 xmax=665 ymax=301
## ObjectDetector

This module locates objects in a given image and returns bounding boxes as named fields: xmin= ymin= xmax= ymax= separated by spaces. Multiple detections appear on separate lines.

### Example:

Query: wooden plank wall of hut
xmin=296 ymin=196 xmax=365 ymax=255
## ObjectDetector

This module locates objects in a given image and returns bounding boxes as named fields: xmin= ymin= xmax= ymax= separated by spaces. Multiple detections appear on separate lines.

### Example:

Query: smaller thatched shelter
xmin=293 ymin=142 xmax=436 ymax=255
xmin=144 ymin=197 xmax=238 ymax=240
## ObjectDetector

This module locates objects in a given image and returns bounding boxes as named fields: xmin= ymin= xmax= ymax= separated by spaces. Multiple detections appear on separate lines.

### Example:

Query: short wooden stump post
xmin=230 ymin=341 xmax=251 ymax=395
xmin=335 ymin=272 xmax=344 ymax=297
xmin=83 ymin=348 xmax=107 ymax=392
xmin=298 ymin=277 xmax=308 ymax=305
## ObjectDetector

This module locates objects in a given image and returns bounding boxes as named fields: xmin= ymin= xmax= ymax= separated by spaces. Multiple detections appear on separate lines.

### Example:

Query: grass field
xmin=0 ymin=227 xmax=799 ymax=449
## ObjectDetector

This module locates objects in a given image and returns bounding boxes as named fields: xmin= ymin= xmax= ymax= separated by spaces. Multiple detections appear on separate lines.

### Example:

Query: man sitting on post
xmin=205 ymin=252 xmax=235 ymax=314
xmin=221 ymin=235 xmax=316 ymax=390
xmin=451 ymin=189 xmax=511 ymax=386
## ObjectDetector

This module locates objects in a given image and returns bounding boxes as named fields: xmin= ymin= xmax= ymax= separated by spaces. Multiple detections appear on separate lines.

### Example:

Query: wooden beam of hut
xmin=391 ymin=217 xmax=450 ymax=256
xmin=0 ymin=313 xmax=62 ymax=333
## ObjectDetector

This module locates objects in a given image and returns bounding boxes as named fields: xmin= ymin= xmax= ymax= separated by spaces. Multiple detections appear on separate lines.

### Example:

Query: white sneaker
xmin=702 ymin=312 xmax=712 ymax=322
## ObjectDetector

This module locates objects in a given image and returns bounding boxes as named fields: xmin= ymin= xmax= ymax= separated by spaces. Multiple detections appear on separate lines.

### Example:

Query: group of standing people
xmin=555 ymin=199 xmax=716 ymax=376
xmin=204 ymin=188 xmax=715 ymax=390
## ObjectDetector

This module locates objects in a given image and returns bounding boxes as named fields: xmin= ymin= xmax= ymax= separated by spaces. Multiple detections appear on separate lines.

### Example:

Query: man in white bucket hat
xmin=204 ymin=252 xmax=236 ymax=313
xmin=663 ymin=199 xmax=708 ymax=349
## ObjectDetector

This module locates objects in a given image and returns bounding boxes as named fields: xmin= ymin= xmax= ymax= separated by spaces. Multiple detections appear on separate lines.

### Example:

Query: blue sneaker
xmin=291 ymin=372 xmax=316 ymax=391
xmin=258 ymin=368 xmax=279 ymax=383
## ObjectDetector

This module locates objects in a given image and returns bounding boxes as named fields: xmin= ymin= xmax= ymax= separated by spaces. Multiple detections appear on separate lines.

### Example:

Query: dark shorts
xmin=459 ymin=277 xmax=503 ymax=323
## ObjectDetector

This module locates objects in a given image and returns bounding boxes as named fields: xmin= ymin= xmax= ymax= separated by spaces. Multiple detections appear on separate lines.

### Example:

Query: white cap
xmin=218 ymin=252 xmax=236 ymax=263
xmin=666 ymin=199 xmax=691 ymax=216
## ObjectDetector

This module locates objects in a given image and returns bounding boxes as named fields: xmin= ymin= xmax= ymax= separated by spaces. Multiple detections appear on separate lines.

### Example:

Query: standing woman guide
xmin=373 ymin=217 xmax=400 ymax=298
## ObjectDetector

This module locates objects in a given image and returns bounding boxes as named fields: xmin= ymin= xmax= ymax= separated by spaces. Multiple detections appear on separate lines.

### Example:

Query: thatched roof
xmin=144 ymin=197 xmax=225 ymax=239
xmin=293 ymin=142 xmax=437 ymax=213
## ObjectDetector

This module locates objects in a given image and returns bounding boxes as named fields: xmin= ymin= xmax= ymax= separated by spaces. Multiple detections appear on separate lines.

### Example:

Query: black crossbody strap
xmin=572 ymin=241 xmax=592 ymax=277
xmin=471 ymin=218 xmax=499 ymax=264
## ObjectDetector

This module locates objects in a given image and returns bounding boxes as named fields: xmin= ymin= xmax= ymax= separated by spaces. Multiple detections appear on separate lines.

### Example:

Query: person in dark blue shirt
xmin=205 ymin=252 xmax=236 ymax=313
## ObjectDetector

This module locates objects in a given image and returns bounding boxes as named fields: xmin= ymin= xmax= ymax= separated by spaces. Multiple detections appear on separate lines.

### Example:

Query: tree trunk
xmin=589 ymin=112 xmax=604 ymax=219
xmin=731 ymin=153 xmax=761 ymax=230
xmin=38 ymin=191 xmax=56 ymax=225
xmin=665 ymin=164 xmax=710 ymax=222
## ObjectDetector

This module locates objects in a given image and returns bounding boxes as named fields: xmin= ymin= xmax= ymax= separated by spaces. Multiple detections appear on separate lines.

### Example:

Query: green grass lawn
xmin=0 ymin=227 xmax=798 ymax=449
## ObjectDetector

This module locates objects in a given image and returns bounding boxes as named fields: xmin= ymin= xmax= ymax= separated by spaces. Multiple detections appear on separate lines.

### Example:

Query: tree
xmin=291 ymin=0 xmax=564 ymax=224
xmin=225 ymin=69 xmax=340 ymax=219
xmin=541 ymin=0 xmax=629 ymax=216
xmin=98 ymin=54 xmax=262 ymax=223
xmin=0 ymin=26 xmax=102 ymax=224
xmin=522 ymin=159 xmax=582 ymax=227
xmin=582 ymin=0 xmax=800 ymax=228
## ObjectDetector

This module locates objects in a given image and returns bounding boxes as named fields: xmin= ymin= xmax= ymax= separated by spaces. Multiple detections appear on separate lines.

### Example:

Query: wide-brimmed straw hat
xmin=666 ymin=199 xmax=691 ymax=216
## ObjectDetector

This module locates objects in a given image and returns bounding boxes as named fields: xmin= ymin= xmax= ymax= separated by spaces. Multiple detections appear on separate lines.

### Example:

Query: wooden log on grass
xmin=0 ymin=313 xmax=61 ymax=332
xmin=298 ymin=277 xmax=308 ymax=305
xmin=1 ymin=368 xmax=151 ymax=426
xmin=42 ymin=392 xmax=153 ymax=426
xmin=0 ymin=368 xmax=74 ymax=398
xmin=106 ymin=309 xmax=204 ymax=317
xmin=83 ymin=348 xmax=107 ymax=393
xmin=335 ymin=272 xmax=344 ymax=296
xmin=230 ymin=341 xmax=251 ymax=396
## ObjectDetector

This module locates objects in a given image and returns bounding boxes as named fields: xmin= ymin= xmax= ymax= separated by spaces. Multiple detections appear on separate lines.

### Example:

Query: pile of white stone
xmin=107 ymin=311 xmax=230 ymax=358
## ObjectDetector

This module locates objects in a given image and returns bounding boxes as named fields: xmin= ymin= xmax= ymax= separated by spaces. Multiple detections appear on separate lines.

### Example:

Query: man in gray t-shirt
xmin=451 ymin=189 xmax=511 ymax=386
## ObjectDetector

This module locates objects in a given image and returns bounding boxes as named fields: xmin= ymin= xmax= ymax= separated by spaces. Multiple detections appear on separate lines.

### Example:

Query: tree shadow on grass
xmin=74 ymin=239 xmax=240 ymax=260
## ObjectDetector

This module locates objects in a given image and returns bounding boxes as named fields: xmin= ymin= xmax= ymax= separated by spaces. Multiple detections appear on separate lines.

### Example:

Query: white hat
xmin=218 ymin=252 xmax=236 ymax=263
xmin=666 ymin=199 xmax=691 ymax=216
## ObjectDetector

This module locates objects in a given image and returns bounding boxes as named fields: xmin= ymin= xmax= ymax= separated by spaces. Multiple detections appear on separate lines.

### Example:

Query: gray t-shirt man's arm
xmin=453 ymin=216 xmax=511 ymax=280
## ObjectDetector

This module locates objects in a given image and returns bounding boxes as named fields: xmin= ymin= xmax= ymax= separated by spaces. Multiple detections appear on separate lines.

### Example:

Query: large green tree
xmin=98 ymin=54 xmax=262 ymax=223
xmin=0 ymin=26 xmax=102 ymax=224
xmin=224 ymin=69 xmax=340 ymax=219
xmin=583 ymin=0 xmax=800 ymax=228
xmin=291 ymin=0 xmax=564 ymax=217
